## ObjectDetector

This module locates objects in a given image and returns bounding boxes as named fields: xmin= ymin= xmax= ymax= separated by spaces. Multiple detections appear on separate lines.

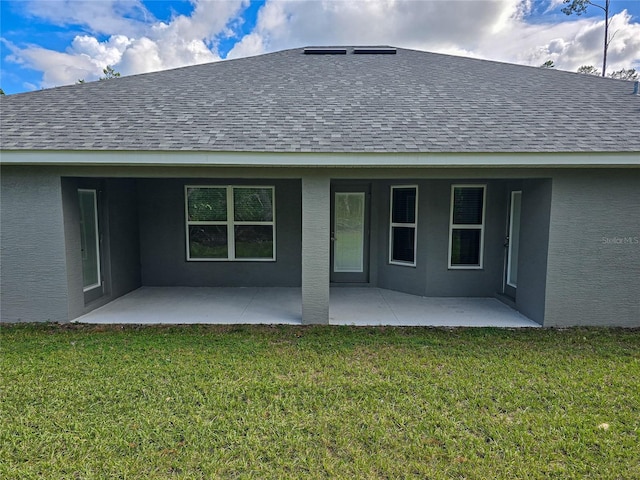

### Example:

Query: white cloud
xmin=4 ymin=0 xmax=640 ymax=90
xmin=483 ymin=9 xmax=640 ymax=72
xmin=229 ymin=0 xmax=639 ymax=73
xmin=6 ymin=0 xmax=246 ymax=87
xmin=226 ymin=33 xmax=266 ymax=59
xmin=229 ymin=0 xmax=528 ymax=55
xmin=7 ymin=46 xmax=98 ymax=86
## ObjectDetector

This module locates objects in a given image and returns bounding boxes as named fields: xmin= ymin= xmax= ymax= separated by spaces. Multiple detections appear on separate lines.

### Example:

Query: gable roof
xmin=1 ymin=46 xmax=639 ymax=154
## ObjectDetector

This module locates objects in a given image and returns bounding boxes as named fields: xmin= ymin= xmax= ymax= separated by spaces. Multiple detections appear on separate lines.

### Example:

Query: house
xmin=1 ymin=46 xmax=639 ymax=327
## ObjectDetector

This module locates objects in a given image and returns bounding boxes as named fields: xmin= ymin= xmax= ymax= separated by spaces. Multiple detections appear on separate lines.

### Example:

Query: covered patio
xmin=75 ymin=287 xmax=540 ymax=327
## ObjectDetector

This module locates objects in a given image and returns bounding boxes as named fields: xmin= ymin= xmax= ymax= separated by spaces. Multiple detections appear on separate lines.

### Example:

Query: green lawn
xmin=1 ymin=324 xmax=638 ymax=479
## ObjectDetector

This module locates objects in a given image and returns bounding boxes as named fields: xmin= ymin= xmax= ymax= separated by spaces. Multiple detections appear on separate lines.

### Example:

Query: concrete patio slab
xmin=75 ymin=286 xmax=540 ymax=327
xmin=75 ymin=287 xmax=301 ymax=325
xmin=332 ymin=288 xmax=540 ymax=327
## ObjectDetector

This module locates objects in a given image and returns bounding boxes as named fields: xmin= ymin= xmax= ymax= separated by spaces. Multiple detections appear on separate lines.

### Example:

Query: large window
xmin=389 ymin=186 xmax=418 ymax=266
xmin=185 ymin=186 xmax=275 ymax=261
xmin=449 ymin=185 xmax=486 ymax=269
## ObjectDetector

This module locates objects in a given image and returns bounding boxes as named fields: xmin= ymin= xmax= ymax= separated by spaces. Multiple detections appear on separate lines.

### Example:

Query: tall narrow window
xmin=78 ymin=189 xmax=101 ymax=291
xmin=186 ymin=186 xmax=275 ymax=261
xmin=449 ymin=185 xmax=486 ymax=269
xmin=389 ymin=186 xmax=418 ymax=266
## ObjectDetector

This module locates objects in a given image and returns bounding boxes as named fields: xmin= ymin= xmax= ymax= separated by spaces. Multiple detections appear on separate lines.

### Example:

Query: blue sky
xmin=2 ymin=0 xmax=639 ymax=94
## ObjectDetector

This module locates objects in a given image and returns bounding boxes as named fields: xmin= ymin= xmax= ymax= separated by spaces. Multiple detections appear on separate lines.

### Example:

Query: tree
xmin=540 ymin=60 xmax=556 ymax=68
xmin=577 ymin=65 xmax=639 ymax=80
xmin=0 ymin=88 xmax=5 ymax=95
xmin=608 ymin=68 xmax=639 ymax=81
xmin=100 ymin=66 xmax=121 ymax=80
xmin=561 ymin=0 xmax=611 ymax=77
xmin=76 ymin=66 xmax=120 ymax=84
xmin=577 ymin=65 xmax=601 ymax=75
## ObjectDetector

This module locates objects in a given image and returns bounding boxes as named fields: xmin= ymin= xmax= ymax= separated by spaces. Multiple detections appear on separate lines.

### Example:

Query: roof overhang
xmin=1 ymin=151 xmax=638 ymax=168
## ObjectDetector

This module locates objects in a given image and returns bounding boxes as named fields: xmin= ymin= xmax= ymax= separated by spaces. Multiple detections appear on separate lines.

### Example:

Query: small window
xmin=449 ymin=185 xmax=486 ymax=269
xmin=186 ymin=186 xmax=275 ymax=261
xmin=389 ymin=186 xmax=417 ymax=266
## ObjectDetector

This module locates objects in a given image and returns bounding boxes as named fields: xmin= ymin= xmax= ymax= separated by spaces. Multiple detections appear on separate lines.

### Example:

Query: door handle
xmin=330 ymin=232 xmax=336 ymax=242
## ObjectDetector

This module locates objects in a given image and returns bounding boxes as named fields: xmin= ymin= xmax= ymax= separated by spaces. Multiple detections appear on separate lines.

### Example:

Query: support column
xmin=301 ymin=174 xmax=330 ymax=325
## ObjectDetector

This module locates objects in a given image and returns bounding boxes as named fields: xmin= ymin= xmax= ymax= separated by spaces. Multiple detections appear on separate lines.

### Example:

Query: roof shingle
xmin=1 ymin=47 xmax=639 ymax=153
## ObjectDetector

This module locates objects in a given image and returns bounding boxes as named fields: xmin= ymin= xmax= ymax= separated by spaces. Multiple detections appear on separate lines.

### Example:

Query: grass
xmin=1 ymin=324 xmax=639 ymax=479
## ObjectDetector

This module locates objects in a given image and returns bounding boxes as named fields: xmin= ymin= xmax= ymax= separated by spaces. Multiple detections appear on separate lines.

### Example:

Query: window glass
xmin=187 ymin=187 xmax=227 ymax=222
xmin=186 ymin=186 xmax=275 ymax=260
xmin=453 ymin=187 xmax=484 ymax=225
xmin=450 ymin=229 xmax=481 ymax=266
xmin=234 ymin=188 xmax=273 ymax=222
xmin=392 ymin=227 xmax=415 ymax=263
xmin=390 ymin=186 xmax=417 ymax=265
xmin=334 ymin=192 xmax=365 ymax=272
xmin=449 ymin=185 xmax=485 ymax=268
xmin=234 ymin=225 xmax=274 ymax=258
xmin=507 ymin=192 xmax=522 ymax=287
xmin=188 ymin=225 xmax=228 ymax=258
xmin=392 ymin=188 xmax=416 ymax=224
xmin=79 ymin=190 xmax=101 ymax=289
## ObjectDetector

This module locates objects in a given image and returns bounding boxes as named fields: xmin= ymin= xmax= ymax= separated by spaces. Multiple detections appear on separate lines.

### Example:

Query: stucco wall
xmin=61 ymin=177 xmax=85 ymax=319
xmin=515 ymin=179 xmax=552 ymax=324
xmin=374 ymin=180 xmax=427 ymax=295
xmin=137 ymin=178 xmax=302 ymax=287
xmin=375 ymin=179 xmax=507 ymax=297
xmin=62 ymin=177 xmax=142 ymax=319
xmin=0 ymin=166 xmax=69 ymax=322
xmin=302 ymin=174 xmax=330 ymax=324
xmin=105 ymin=179 xmax=142 ymax=298
xmin=544 ymin=170 xmax=640 ymax=327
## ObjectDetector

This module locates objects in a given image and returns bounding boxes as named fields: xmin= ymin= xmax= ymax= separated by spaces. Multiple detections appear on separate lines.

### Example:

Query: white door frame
xmin=506 ymin=190 xmax=522 ymax=289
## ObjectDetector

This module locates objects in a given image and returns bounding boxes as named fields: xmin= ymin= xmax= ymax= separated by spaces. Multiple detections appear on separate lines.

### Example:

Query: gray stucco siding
xmin=62 ymin=177 xmax=142 ymax=319
xmin=61 ymin=177 xmax=85 ymax=319
xmin=0 ymin=166 xmax=69 ymax=322
xmin=106 ymin=179 xmax=142 ymax=299
xmin=544 ymin=170 xmax=640 ymax=327
xmin=373 ymin=179 xmax=509 ymax=298
xmin=4 ymin=162 xmax=636 ymax=328
xmin=137 ymin=178 xmax=302 ymax=287
xmin=515 ymin=179 xmax=552 ymax=324
xmin=302 ymin=174 xmax=330 ymax=324
xmin=374 ymin=179 xmax=427 ymax=296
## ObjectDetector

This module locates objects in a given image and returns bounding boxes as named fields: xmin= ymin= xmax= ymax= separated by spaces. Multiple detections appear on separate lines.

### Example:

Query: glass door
xmin=331 ymin=186 xmax=370 ymax=283
xmin=78 ymin=188 xmax=103 ymax=302
xmin=504 ymin=190 xmax=521 ymax=298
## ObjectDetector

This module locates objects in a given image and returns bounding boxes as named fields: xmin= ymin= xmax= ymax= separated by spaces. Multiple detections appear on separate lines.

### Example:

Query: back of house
xmin=1 ymin=46 xmax=639 ymax=326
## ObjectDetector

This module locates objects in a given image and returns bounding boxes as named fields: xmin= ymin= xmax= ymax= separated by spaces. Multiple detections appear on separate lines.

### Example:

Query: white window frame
xmin=185 ymin=185 xmax=276 ymax=262
xmin=389 ymin=185 xmax=418 ymax=267
xmin=78 ymin=188 xmax=102 ymax=292
xmin=448 ymin=184 xmax=486 ymax=270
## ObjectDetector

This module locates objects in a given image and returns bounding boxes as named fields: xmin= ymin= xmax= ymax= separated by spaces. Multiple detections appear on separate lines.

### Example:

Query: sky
xmin=1 ymin=0 xmax=639 ymax=94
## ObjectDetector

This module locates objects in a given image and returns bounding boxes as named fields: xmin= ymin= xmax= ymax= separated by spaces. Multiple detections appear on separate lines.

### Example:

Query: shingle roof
xmin=1 ymin=46 xmax=639 ymax=153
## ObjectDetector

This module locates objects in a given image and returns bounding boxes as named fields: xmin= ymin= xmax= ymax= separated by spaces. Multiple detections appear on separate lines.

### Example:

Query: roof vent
xmin=303 ymin=47 xmax=347 ymax=55
xmin=634 ymin=81 xmax=639 ymax=95
xmin=353 ymin=47 xmax=397 ymax=54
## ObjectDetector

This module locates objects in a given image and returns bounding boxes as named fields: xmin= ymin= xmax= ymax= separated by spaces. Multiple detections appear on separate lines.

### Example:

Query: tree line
xmin=540 ymin=60 xmax=638 ymax=80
